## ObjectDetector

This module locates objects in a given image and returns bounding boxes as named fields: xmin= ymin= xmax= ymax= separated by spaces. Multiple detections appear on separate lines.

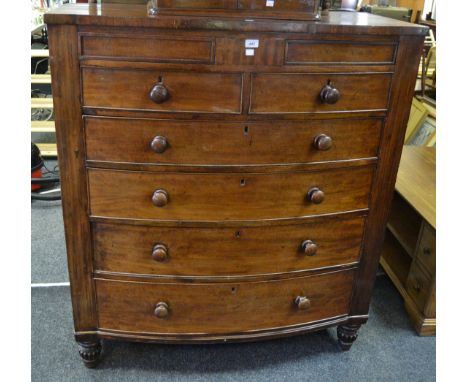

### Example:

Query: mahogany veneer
xmin=45 ymin=2 xmax=426 ymax=367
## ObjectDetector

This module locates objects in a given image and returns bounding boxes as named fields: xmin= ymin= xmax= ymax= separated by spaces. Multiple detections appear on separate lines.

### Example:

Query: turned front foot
xmin=337 ymin=324 xmax=361 ymax=351
xmin=77 ymin=340 xmax=102 ymax=368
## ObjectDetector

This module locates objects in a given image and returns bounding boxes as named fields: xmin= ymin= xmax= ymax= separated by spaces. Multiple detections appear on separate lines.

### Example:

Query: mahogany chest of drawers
xmin=45 ymin=2 xmax=426 ymax=367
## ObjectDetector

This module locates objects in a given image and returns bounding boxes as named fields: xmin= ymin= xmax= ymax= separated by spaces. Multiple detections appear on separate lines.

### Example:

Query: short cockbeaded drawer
xmin=84 ymin=117 xmax=382 ymax=165
xmin=87 ymin=166 xmax=374 ymax=221
xmin=250 ymin=73 xmax=392 ymax=114
xmin=93 ymin=216 xmax=365 ymax=277
xmin=95 ymin=269 xmax=355 ymax=334
xmin=81 ymin=67 xmax=243 ymax=113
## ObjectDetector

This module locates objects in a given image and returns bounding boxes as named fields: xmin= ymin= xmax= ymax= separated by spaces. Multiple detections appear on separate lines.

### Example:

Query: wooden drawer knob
xmin=150 ymin=136 xmax=168 ymax=153
xmin=152 ymin=189 xmax=169 ymax=207
xmin=423 ymin=247 xmax=432 ymax=256
xmin=412 ymin=282 xmax=422 ymax=293
xmin=152 ymin=244 xmax=168 ymax=262
xmin=320 ymin=81 xmax=340 ymax=104
xmin=301 ymin=240 xmax=318 ymax=256
xmin=313 ymin=134 xmax=333 ymax=151
xmin=149 ymin=81 xmax=169 ymax=104
xmin=295 ymin=296 xmax=311 ymax=310
xmin=307 ymin=187 xmax=325 ymax=204
xmin=154 ymin=302 xmax=169 ymax=318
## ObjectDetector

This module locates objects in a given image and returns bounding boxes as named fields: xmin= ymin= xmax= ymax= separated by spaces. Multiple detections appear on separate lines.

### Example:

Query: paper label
xmin=245 ymin=49 xmax=255 ymax=56
xmin=266 ymin=0 xmax=275 ymax=7
xmin=245 ymin=39 xmax=259 ymax=48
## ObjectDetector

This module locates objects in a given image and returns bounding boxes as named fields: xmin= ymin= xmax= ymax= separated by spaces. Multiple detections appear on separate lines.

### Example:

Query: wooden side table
xmin=380 ymin=146 xmax=436 ymax=336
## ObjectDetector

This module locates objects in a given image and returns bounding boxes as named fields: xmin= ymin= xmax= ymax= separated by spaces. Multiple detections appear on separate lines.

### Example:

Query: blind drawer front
xmin=81 ymin=35 xmax=214 ymax=63
xmin=285 ymin=40 xmax=397 ymax=65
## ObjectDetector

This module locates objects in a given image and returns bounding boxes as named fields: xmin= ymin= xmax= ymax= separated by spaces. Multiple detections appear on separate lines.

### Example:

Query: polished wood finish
xmin=93 ymin=216 xmax=365 ymax=277
xmin=88 ymin=166 xmax=374 ymax=221
xmin=46 ymin=5 xmax=428 ymax=35
xmin=285 ymin=40 xmax=397 ymax=65
xmin=313 ymin=134 xmax=333 ymax=151
xmin=48 ymin=24 xmax=98 ymax=333
xmin=337 ymin=323 xmax=360 ymax=351
xmin=84 ymin=117 xmax=382 ymax=165
xmin=153 ymin=302 xmax=170 ymax=319
xmin=82 ymin=67 xmax=243 ymax=113
xmin=151 ymin=243 xmax=169 ymax=262
xmin=148 ymin=81 xmax=170 ymax=104
xmin=394 ymin=146 xmax=436 ymax=229
xmin=45 ymin=3 xmax=426 ymax=364
xmin=349 ymin=35 xmax=425 ymax=320
xmin=249 ymin=73 xmax=391 ymax=114
xmin=380 ymin=146 xmax=436 ymax=336
xmin=149 ymin=135 xmax=168 ymax=154
xmin=415 ymin=223 xmax=436 ymax=274
xmin=80 ymin=34 xmax=215 ymax=63
xmin=151 ymin=189 xmax=169 ymax=207
xmin=95 ymin=270 xmax=355 ymax=334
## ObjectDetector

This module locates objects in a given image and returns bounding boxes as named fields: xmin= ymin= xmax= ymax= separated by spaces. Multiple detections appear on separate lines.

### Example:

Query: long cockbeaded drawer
xmin=93 ymin=215 xmax=365 ymax=277
xmin=95 ymin=269 xmax=355 ymax=335
xmin=85 ymin=117 xmax=382 ymax=165
xmin=88 ymin=166 xmax=374 ymax=221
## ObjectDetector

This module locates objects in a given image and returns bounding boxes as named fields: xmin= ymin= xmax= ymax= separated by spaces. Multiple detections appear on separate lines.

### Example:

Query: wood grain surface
xmin=82 ymin=67 xmax=243 ymax=113
xmin=84 ymin=117 xmax=382 ymax=165
xmin=93 ymin=215 xmax=365 ymax=277
xmin=88 ymin=166 xmax=374 ymax=221
xmin=95 ymin=269 xmax=355 ymax=334
xmin=250 ymin=73 xmax=392 ymax=114
xmin=395 ymin=146 xmax=436 ymax=229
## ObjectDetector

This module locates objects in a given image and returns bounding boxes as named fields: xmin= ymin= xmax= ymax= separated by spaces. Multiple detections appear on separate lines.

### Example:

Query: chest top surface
xmin=45 ymin=3 xmax=427 ymax=36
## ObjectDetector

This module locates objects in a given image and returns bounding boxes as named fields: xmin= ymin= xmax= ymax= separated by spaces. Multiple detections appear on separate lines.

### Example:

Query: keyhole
xmin=231 ymin=287 xmax=237 ymax=294
xmin=240 ymin=179 xmax=246 ymax=186
xmin=158 ymin=75 xmax=163 ymax=83
xmin=244 ymin=126 xmax=249 ymax=135
xmin=235 ymin=231 xmax=241 ymax=238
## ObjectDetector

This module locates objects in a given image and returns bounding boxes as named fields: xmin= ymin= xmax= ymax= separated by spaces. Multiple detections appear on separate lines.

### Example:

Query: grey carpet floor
xmin=32 ymin=161 xmax=435 ymax=381
xmin=31 ymin=160 xmax=68 ymax=284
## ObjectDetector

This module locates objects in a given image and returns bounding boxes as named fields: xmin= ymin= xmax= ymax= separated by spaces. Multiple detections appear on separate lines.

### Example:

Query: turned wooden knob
xmin=152 ymin=189 xmax=169 ymax=207
xmin=320 ymin=82 xmax=340 ymax=104
xmin=149 ymin=82 xmax=169 ymax=104
xmin=307 ymin=187 xmax=325 ymax=204
xmin=152 ymin=244 xmax=168 ymax=262
xmin=150 ymin=136 xmax=168 ymax=153
xmin=295 ymin=296 xmax=311 ymax=310
xmin=313 ymin=134 xmax=333 ymax=151
xmin=154 ymin=302 xmax=169 ymax=318
xmin=301 ymin=240 xmax=318 ymax=256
